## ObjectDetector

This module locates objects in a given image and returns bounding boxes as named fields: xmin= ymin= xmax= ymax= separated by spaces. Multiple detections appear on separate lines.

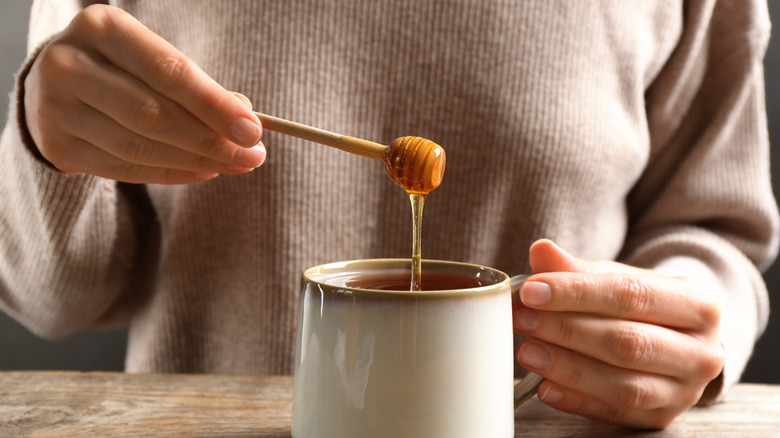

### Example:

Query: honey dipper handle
xmin=254 ymin=112 xmax=387 ymax=161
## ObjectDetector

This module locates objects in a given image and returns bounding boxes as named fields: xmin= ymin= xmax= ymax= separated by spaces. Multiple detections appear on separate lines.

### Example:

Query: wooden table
xmin=0 ymin=372 xmax=777 ymax=437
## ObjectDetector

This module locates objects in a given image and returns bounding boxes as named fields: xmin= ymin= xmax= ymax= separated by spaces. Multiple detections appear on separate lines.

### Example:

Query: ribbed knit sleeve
xmin=622 ymin=0 xmax=779 ymax=401
xmin=0 ymin=0 xmax=148 ymax=338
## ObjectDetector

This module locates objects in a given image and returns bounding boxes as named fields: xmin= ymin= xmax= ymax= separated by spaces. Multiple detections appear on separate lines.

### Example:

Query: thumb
xmin=232 ymin=92 xmax=254 ymax=110
xmin=529 ymin=239 xmax=648 ymax=276
xmin=528 ymin=239 xmax=586 ymax=273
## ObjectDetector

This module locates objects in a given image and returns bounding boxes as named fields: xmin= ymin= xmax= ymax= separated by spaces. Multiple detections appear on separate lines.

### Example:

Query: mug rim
xmin=302 ymin=258 xmax=511 ymax=298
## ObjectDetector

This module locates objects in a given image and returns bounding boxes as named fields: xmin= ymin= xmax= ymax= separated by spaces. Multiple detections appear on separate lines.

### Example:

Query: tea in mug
xmin=326 ymin=270 xmax=493 ymax=291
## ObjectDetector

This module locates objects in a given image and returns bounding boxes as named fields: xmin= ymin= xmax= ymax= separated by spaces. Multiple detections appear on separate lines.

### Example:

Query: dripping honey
xmin=383 ymin=136 xmax=446 ymax=291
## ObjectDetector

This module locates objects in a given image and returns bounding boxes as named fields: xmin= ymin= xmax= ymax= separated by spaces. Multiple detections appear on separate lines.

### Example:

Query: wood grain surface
xmin=0 ymin=372 xmax=777 ymax=437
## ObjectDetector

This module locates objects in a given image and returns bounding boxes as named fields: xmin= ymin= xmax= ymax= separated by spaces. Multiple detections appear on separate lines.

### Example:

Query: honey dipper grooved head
xmin=384 ymin=136 xmax=446 ymax=195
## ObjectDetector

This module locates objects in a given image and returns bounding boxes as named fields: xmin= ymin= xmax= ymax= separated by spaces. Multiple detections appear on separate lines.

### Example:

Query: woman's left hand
xmin=513 ymin=239 xmax=725 ymax=429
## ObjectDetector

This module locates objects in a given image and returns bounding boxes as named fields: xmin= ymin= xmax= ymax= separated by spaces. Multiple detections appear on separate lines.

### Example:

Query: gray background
xmin=1 ymin=3 xmax=778 ymax=382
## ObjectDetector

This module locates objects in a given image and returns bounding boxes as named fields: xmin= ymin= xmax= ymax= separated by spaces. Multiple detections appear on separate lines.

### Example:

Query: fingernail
xmin=225 ymin=165 xmax=254 ymax=174
xmin=234 ymin=92 xmax=253 ymax=109
xmin=191 ymin=172 xmax=218 ymax=181
xmin=518 ymin=342 xmax=551 ymax=370
xmin=513 ymin=306 xmax=539 ymax=331
xmin=233 ymin=144 xmax=266 ymax=168
xmin=539 ymin=385 xmax=564 ymax=403
xmin=521 ymin=281 xmax=552 ymax=306
xmin=230 ymin=117 xmax=262 ymax=147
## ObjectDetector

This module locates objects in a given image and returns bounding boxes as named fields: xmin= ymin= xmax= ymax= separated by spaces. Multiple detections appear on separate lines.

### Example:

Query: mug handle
xmin=511 ymin=274 xmax=545 ymax=407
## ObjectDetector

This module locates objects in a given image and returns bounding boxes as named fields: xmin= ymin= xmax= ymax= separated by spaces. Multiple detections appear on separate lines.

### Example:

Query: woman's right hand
xmin=23 ymin=4 xmax=266 ymax=184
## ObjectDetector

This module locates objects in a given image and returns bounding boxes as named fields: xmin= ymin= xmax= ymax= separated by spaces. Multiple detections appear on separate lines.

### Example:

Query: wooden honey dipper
xmin=254 ymin=112 xmax=446 ymax=194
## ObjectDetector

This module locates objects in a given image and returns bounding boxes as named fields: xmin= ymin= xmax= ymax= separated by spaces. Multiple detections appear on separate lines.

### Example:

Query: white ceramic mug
xmin=291 ymin=259 xmax=543 ymax=438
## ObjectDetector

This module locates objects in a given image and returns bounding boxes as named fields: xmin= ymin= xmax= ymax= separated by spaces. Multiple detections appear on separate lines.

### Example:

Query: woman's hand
xmin=513 ymin=239 xmax=725 ymax=429
xmin=24 ymin=4 xmax=265 ymax=184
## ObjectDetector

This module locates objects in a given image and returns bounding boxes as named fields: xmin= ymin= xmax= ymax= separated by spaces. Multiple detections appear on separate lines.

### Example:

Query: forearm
xmin=623 ymin=0 xmax=778 ymax=401
xmin=0 ymin=56 xmax=147 ymax=338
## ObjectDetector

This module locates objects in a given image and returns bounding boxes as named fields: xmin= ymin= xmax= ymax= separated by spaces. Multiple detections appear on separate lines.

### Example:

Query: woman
xmin=1 ymin=0 xmax=776 ymax=428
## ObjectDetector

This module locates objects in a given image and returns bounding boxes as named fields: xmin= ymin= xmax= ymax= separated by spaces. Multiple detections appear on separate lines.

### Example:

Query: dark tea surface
xmin=327 ymin=271 xmax=492 ymax=291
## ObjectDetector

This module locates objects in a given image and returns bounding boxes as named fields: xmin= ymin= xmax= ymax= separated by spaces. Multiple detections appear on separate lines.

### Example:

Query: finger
xmin=52 ymin=134 xmax=217 ymax=184
xmin=516 ymin=339 xmax=678 ymax=412
xmin=519 ymin=273 xmax=719 ymax=330
xmin=513 ymin=305 xmax=721 ymax=377
xmin=66 ymin=5 xmax=262 ymax=147
xmin=66 ymin=50 xmax=266 ymax=169
xmin=64 ymin=98 xmax=261 ymax=174
xmin=535 ymin=380 xmax=677 ymax=429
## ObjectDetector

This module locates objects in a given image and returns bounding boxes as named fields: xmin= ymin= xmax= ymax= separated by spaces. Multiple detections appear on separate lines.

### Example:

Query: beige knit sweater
xmin=1 ymin=0 xmax=777 ymax=401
